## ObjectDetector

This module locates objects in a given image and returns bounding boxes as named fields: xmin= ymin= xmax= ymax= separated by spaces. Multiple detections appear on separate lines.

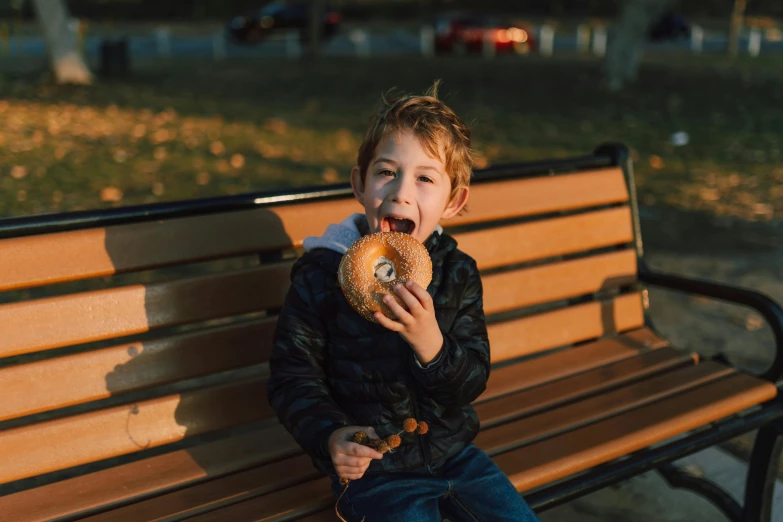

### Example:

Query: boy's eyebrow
xmin=373 ymin=157 xmax=398 ymax=166
xmin=373 ymin=158 xmax=443 ymax=173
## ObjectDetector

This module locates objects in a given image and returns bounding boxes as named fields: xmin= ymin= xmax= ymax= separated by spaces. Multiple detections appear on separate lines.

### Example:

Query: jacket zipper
xmin=409 ymin=389 xmax=432 ymax=466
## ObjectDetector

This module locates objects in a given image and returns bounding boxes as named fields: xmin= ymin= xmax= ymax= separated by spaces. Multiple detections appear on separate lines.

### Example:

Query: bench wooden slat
xmin=0 ymin=264 xmax=291 ymax=358
xmin=149 ymin=365 xmax=774 ymax=522
xmin=184 ymin=477 xmax=334 ymax=522
xmin=0 ymin=424 xmax=299 ymax=522
xmin=495 ymin=373 xmax=777 ymax=492
xmin=479 ymin=328 xmax=667 ymax=403
xmin=80 ymin=454 xmax=320 ymax=522
xmin=475 ymin=347 xmax=696 ymax=428
xmin=475 ymin=362 xmax=735 ymax=455
xmin=488 ymin=292 xmax=645 ymax=363
xmin=0 ymin=380 xmax=270 ymax=485
xmin=459 ymin=206 xmax=633 ymax=270
xmin=0 ymin=319 xmax=274 ymax=423
xmin=482 ymin=249 xmax=637 ymax=315
xmin=0 ymin=168 xmax=627 ymax=292
xmin=0 ymin=329 xmax=662 ymax=521
xmin=449 ymin=167 xmax=629 ymax=227
xmin=0 ymin=199 xmax=358 ymax=293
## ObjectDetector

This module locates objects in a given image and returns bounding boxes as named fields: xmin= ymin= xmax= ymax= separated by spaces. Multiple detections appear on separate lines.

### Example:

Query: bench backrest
xmin=0 ymin=150 xmax=645 ymax=491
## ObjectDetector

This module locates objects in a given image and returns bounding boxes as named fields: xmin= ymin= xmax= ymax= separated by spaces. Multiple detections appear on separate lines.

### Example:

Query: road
xmin=4 ymin=27 xmax=783 ymax=60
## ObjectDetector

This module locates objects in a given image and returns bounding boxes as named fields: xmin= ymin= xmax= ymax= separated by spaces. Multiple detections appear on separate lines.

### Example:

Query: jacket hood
xmin=302 ymin=212 xmax=450 ymax=259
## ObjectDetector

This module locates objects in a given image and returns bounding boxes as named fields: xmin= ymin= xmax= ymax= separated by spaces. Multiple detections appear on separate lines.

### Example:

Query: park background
xmin=1 ymin=0 xmax=782 ymax=519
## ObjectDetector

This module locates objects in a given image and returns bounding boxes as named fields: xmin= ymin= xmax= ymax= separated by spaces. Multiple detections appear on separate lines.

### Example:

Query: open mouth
xmin=381 ymin=216 xmax=415 ymax=235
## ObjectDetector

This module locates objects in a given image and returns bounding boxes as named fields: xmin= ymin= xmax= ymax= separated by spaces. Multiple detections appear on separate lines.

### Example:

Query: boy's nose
xmin=390 ymin=178 xmax=415 ymax=205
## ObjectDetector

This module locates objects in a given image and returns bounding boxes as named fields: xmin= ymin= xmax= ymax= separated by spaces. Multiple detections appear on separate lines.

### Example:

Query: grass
xmin=0 ymin=52 xmax=782 ymax=223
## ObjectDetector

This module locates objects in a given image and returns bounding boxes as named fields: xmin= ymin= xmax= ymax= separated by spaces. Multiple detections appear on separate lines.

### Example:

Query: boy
xmin=267 ymin=84 xmax=540 ymax=521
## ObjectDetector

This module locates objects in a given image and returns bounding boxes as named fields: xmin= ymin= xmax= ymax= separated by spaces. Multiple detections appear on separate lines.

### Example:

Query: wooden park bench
xmin=0 ymin=143 xmax=782 ymax=522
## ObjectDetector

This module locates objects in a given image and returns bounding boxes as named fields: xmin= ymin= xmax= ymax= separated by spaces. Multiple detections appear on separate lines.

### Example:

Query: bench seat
xmin=1 ymin=148 xmax=781 ymax=522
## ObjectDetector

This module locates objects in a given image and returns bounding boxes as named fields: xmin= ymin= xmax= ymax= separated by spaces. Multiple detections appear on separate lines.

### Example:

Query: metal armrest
xmin=638 ymin=261 xmax=783 ymax=384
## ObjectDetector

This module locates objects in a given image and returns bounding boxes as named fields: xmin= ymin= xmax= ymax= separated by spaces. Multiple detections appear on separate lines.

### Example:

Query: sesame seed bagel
xmin=338 ymin=231 xmax=433 ymax=322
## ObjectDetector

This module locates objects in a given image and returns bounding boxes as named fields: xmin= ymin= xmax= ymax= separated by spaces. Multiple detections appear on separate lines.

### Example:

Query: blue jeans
xmin=330 ymin=443 xmax=541 ymax=521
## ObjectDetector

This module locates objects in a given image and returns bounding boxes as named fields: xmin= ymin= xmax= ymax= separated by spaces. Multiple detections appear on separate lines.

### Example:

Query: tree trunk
xmin=31 ymin=0 xmax=92 ymax=85
xmin=605 ymin=0 xmax=672 ymax=91
xmin=307 ymin=0 xmax=323 ymax=58
xmin=728 ymin=0 xmax=748 ymax=59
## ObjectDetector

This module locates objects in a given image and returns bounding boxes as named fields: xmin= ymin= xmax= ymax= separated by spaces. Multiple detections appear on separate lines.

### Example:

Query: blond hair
xmin=357 ymin=81 xmax=475 ymax=202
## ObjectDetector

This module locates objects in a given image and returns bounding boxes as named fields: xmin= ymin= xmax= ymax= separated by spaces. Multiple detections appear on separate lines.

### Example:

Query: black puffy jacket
xmin=266 ymin=229 xmax=490 ymax=477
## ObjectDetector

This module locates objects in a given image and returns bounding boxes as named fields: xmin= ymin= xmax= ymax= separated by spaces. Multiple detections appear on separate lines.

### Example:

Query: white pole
xmin=420 ymin=25 xmax=434 ymax=57
xmin=212 ymin=30 xmax=226 ymax=61
xmin=350 ymin=29 xmax=370 ymax=58
xmin=155 ymin=27 xmax=171 ymax=58
xmin=690 ymin=25 xmax=703 ymax=54
xmin=592 ymin=26 xmax=607 ymax=57
xmin=576 ymin=24 xmax=590 ymax=53
xmin=539 ymin=24 xmax=554 ymax=56
xmin=285 ymin=30 xmax=302 ymax=59
xmin=482 ymin=29 xmax=495 ymax=59
xmin=748 ymin=28 xmax=761 ymax=57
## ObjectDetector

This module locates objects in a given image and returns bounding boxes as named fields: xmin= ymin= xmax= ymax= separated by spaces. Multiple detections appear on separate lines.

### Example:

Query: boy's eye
xmin=379 ymin=169 xmax=395 ymax=177
xmin=418 ymin=176 xmax=433 ymax=183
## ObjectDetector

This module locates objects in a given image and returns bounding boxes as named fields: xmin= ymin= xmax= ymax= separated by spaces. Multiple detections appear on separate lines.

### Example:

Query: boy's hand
xmin=375 ymin=280 xmax=444 ymax=365
xmin=328 ymin=425 xmax=384 ymax=481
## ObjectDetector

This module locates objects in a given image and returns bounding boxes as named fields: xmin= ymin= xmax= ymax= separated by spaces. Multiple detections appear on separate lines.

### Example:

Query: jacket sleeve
xmin=408 ymin=258 xmax=490 ymax=408
xmin=266 ymin=261 xmax=354 ymax=461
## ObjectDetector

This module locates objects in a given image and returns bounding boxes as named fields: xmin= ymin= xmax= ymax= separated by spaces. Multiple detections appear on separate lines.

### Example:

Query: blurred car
xmin=227 ymin=1 xmax=340 ymax=44
xmin=434 ymin=13 xmax=536 ymax=55
xmin=648 ymin=12 xmax=691 ymax=42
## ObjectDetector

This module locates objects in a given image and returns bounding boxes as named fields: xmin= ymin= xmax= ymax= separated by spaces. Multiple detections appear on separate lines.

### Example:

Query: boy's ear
xmin=441 ymin=186 xmax=469 ymax=220
xmin=350 ymin=166 xmax=364 ymax=204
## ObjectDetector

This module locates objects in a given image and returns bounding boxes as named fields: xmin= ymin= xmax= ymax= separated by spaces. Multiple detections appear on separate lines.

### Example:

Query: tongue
xmin=389 ymin=218 xmax=413 ymax=234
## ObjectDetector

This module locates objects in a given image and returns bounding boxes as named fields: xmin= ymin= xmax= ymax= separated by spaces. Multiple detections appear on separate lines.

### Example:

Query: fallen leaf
xmin=100 ymin=187 xmax=123 ymax=202
xmin=265 ymin=118 xmax=288 ymax=135
xmin=700 ymin=187 xmax=720 ymax=201
xmin=230 ymin=153 xmax=245 ymax=169
xmin=10 ymin=165 xmax=27 ymax=179
xmin=746 ymin=313 xmax=764 ymax=331
xmin=649 ymin=155 xmax=664 ymax=169
xmin=210 ymin=140 xmax=226 ymax=156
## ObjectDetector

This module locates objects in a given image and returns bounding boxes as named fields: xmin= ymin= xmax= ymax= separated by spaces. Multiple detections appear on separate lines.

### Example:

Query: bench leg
xmin=742 ymin=422 xmax=783 ymax=522
xmin=657 ymin=463 xmax=742 ymax=522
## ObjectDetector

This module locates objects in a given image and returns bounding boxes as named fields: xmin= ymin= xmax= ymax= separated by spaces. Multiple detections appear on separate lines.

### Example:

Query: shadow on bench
xmin=0 ymin=143 xmax=781 ymax=522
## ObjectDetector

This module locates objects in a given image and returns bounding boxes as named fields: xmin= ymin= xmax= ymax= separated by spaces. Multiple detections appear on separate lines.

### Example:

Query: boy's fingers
xmin=336 ymin=464 xmax=368 ymax=474
xmin=348 ymin=442 xmax=384 ymax=459
xmin=405 ymin=281 xmax=433 ymax=311
xmin=383 ymin=295 xmax=413 ymax=324
xmin=334 ymin=454 xmax=369 ymax=467
xmin=374 ymin=311 xmax=403 ymax=332
xmin=394 ymin=284 xmax=424 ymax=316
xmin=366 ymin=427 xmax=380 ymax=440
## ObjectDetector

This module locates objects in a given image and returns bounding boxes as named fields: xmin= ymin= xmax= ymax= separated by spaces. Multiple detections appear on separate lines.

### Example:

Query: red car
xmin=434 ymin=13 xmax=536 ymax=55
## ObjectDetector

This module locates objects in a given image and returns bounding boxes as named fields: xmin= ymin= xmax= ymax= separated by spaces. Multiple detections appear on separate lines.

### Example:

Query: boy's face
xmin=351 ymin=129 xmax=468 ymax=245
